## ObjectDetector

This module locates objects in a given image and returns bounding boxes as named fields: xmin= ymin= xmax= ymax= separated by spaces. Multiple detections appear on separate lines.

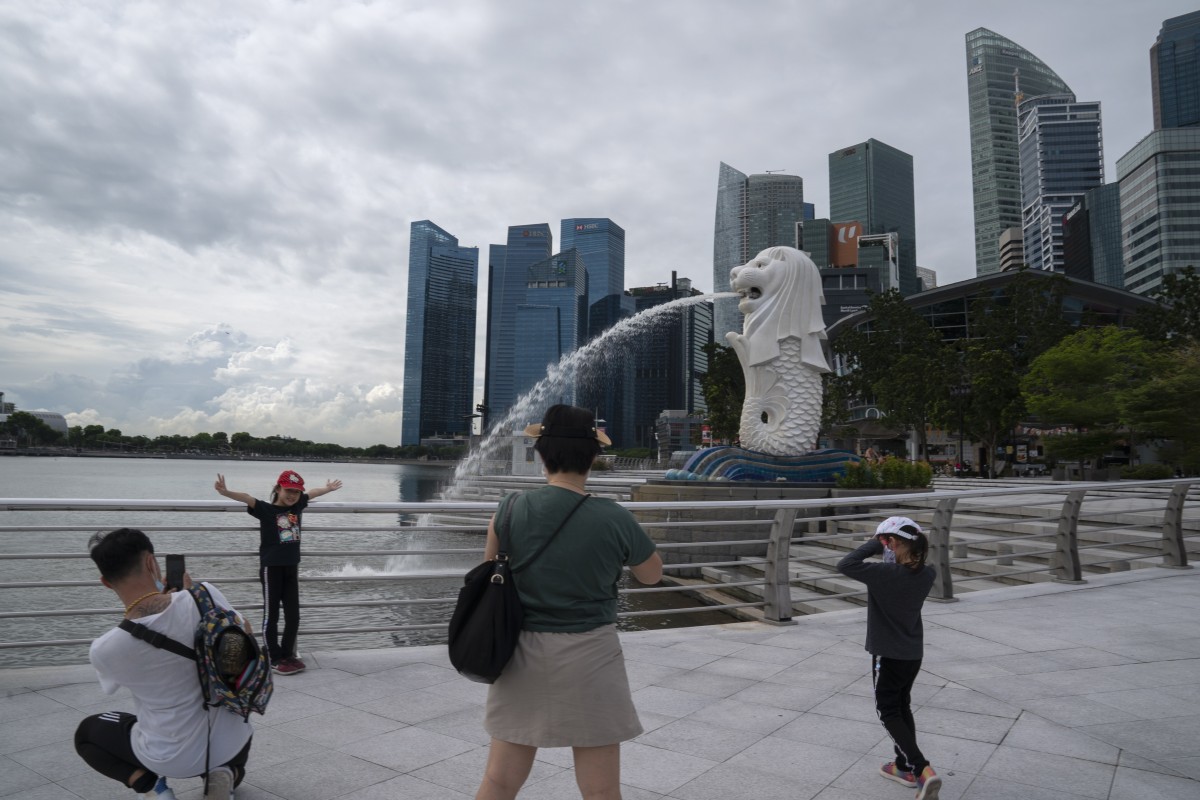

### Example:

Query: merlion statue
xmin=727 ymin=246 xmax=830 ymax=455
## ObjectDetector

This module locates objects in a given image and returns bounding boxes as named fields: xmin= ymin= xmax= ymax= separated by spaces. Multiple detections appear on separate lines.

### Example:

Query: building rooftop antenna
xmin=764 ymin=169 xmax=789 ymax=174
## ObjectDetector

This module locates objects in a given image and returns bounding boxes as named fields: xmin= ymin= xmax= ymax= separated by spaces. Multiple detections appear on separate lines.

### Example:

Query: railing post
xmin=928 ymin=498 xmax=957 ymax=602
xmin=1054 ymin=490 xmax=1087 ymax=583
xmin=763 ymin=508 xmax=798 ymax=623
xmin=1162 ymin=482 xmax=1194 ymax=569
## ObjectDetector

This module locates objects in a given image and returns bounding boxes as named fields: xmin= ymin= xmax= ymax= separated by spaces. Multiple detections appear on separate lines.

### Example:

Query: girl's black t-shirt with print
xmin=247 ymin=494 xmax=308 ymax=566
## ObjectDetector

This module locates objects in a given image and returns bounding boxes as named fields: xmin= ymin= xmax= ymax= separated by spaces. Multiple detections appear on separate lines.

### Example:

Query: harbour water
xmin=0 ymin=456 xmax=728 ymax=668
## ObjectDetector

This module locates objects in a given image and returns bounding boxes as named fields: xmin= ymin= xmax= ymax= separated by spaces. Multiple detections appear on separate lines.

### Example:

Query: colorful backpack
xmin=120 ymin=582 xmax=273 ymax=720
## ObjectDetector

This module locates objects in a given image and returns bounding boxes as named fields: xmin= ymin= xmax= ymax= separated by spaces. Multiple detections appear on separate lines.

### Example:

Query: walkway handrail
xmin=1 ymin=478 xmax=1195 ymax=660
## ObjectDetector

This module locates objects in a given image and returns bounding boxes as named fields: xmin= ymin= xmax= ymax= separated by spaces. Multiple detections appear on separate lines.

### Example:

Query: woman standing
xmin=837 ymin=516 xmax=942 ymax=800
xmin=475 ymin=405 xmax=663 ymax=800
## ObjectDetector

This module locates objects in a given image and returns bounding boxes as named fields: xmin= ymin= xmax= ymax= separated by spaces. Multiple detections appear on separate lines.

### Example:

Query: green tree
xmin=954 ymin=269 xmax=1073 ymax=475
xmin=1 ymin=412 xmax=63 ymax=446
xmin=1022 ymin=327 xmax=1159 ymax=467
xmin=699 ymin=342 xmax=744 ymax=444
xmin=1134 ymin=265 xmax=1200 ymax=346
xmin=1118 ymin=343 xmax=1200 ymax=474
xmin=833 ymin=289 xmax=951 ymax=460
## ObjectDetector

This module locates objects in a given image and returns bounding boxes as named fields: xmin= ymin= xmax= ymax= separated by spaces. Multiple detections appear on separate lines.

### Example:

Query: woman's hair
xmin=534 ymin=404 xmax=602 ymax=475
xmin=270 ymin=484 xmax=280 ymax=503
xmin=896 ymin=524 xmax=929 ymax=571
xmin=87 ymin=528 xmax=153 ymax=583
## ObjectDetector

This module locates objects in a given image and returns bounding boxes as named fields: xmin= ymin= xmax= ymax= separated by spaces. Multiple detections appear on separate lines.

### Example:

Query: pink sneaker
xmin=880 ymin=761 xmax=917 ymax=788
xmin=915 ymin=765 xmax=942 ymax=800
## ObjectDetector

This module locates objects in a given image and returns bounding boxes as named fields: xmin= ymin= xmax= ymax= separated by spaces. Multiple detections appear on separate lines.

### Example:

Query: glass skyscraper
xmin=484 ymin=224 xmax=552 ymax=430
xmin=712 ymin=164 xmax=805 ymax=343
xmin=828 ymin=139 xmax=919 ymax=295
xmin=1152 ymin=11 xmax=1200 ymax=130
xmin=966 ymin=28 xmax=1072 ymax=276
xmin=1017 ymin=95 xmax=1104 ymax=272
xmin=1063 ymin=183 xmax=1123 ymax=289
xmin=560 ymin=218 xmax=633 ymax=444
xmin=401 ymin=220 xmax=479 ymax=446
xmin=512 ymin=248 xmax=588 ymax=411
xmin=1117 ymin=127 xmax=1200 ymax=295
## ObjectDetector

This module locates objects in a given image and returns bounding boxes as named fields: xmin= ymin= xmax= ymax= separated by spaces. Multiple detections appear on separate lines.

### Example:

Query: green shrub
xmin=834 ymin=457 xmax=933 ymax=489
xmin=1120 ymin=463 xmax=1174 ymax=480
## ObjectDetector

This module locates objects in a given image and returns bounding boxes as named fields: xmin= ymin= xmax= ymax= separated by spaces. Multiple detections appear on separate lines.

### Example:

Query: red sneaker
xmin=272 ymin=657 xmax=303 ymax=675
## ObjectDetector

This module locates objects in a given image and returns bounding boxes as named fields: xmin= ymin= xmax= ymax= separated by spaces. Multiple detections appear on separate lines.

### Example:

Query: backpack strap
xmin=118 ymin=617 xmax=197 ymax=661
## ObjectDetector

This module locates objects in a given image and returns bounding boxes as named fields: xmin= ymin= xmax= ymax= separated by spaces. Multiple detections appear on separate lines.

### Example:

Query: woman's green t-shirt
xmin=498 ymin=486 xmax=657 ymax=633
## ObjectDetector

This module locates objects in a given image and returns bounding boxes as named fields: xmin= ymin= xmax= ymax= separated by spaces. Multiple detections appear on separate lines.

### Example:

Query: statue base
xmin=667 ymin=447 xmax=860 ymax=483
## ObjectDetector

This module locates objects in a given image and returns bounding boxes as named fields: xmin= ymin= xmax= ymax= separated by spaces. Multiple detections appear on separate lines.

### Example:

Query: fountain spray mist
xmin=447 ymin=292 xmax=738 ymax=495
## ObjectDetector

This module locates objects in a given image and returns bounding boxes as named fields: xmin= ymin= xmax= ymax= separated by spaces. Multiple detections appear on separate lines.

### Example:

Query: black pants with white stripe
xmin=260 ymin=563 xmax=300 ymax=663
xmin=872 ymin=655 xmax=929 ymax=774
xmin=74 ymin=711 xmax=251 ymax=790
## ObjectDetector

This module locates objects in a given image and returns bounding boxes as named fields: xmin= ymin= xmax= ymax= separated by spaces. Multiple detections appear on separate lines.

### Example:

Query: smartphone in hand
xmin=165 ymin=554 xmax=185 ymax=591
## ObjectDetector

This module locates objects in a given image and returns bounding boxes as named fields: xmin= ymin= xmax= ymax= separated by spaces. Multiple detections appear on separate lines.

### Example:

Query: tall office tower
xmin=511 ymin=249 xmax=589 ymax=411
xmin=560 ymin=218 xmax=633 ymax=442
xmin=1117 ymin=128 xmax=1200 ymax=295
xmin=1152 ymin=11 xmax=1200 ymax=130
xmin=1063 ymin=183 xmax=1123 ymax=288
xmin=828 ymin=139 xmax=919 ymax=294
xmin=626 ymin=276 xmax=712 ymax=450
xmin=401 ymin=221 xmax=479 ymax=446
xmin=998 ymin=227 xmax=1025 ymax=272
xmin=966 ymin=28 xmax=1072 ymax=275
xmin=1017 ymin=94 xmax=1104 ymax=272
xmin=712 ymin=163 xmax=805 ymax=342
xmin=484 ymin=224 xmax=552 ymax=430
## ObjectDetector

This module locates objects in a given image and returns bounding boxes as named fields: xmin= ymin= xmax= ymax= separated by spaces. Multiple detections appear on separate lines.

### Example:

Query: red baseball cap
xmin=276 ymin=471 xmax=305 ymax=491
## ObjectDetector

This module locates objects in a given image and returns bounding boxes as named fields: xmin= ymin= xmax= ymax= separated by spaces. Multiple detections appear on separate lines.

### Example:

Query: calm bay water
xmin=0 ymin=456 xmax=466 ymax=668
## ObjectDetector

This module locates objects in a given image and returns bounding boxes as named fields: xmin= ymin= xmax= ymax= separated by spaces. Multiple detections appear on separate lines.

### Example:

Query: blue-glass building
xmin=966 ymin=28 xmax=1072 ymax=276
xmin=512 ymin=249 xmax=588 ymax=412
xmin=712 ymin=164 xmax=805 ymax=343
xmin=627 ymin=277 xmax=712 ymax=450
xmin=1152 ymin=11 xmax=1200 ymax=130
xmin=829 ymin=139 xmax=919 ymax=295
xmin=1063 ymin=183 xmax=1123 ymax=289
xmin=401 ymin=220 xmax=479 ymax=446
xmin=560 ymin=218 xmax=634 ymax=441
xmin=1017 ymin=94 xmax=1104 ymax=272
xmin=484 ymin=224 xmax=552 ymax=430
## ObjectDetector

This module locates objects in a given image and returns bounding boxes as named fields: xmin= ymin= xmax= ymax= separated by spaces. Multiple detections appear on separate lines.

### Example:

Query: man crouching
xmin=74 ymin=528 xmax=253 ymax=799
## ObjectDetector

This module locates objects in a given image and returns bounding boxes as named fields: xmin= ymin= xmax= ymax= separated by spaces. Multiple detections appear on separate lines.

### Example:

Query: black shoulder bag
xmin=447 ymin=492 xmax=589 ymax=683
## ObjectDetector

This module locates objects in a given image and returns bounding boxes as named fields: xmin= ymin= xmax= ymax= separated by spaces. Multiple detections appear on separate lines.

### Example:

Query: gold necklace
xmin=124 ymin=590 xmax=162 ymax=617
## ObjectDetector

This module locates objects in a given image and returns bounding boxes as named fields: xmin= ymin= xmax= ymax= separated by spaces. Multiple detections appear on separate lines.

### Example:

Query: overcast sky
xmin=0 ymin=1 xmax=1193 ymax=446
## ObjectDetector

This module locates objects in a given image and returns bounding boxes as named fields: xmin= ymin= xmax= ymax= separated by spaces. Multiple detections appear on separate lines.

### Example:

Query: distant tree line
xmin=0 ymin=419 xmax=462 ymax=461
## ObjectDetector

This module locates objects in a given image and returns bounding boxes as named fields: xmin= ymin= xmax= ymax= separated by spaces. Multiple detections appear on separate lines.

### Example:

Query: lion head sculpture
xmin=727 ymin=246 xmax=829 ymax=372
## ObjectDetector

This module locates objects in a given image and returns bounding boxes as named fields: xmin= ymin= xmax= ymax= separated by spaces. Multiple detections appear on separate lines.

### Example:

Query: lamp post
xmin=950 ymin=383 xmax=971 ymax=477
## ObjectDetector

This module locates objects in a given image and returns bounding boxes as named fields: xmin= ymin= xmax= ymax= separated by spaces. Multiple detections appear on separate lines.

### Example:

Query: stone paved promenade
xmin=2 ymin=567 xmax=1197 ymax=800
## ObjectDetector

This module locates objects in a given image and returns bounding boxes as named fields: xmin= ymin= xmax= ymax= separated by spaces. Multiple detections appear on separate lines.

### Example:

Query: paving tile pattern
xmin=0 ymin=568 xmax=1197 ymax=799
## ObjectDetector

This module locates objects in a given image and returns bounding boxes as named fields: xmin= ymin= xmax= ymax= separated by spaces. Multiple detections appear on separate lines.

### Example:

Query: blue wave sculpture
xmin=667 ymin=447 xmax=861 ymax=483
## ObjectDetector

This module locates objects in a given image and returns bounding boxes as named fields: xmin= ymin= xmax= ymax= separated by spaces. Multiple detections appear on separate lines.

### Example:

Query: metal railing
xmin=1 ymin=479 xmax=1195 ymax=662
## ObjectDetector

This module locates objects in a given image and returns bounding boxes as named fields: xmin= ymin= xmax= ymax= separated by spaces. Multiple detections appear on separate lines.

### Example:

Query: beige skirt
xmin=484 ymin=624 xmax=642 ymax=748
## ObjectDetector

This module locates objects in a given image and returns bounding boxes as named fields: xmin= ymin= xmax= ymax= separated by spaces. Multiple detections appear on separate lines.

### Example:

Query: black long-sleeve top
xmin=837 ymin=538 xmax=936 ymax=660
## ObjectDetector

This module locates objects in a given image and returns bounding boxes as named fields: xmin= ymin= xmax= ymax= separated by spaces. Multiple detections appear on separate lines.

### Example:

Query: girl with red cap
xmin=214 ymin=470 xmax=342 ymax=675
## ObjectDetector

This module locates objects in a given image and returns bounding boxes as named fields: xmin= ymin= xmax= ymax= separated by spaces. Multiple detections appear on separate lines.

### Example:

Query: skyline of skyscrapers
xmin=400 ymin=220 xmax=479 ymax=446
xmin=965 ymin=27 xmax=1073 ymax=276
xmin=828 ymin=138 xmax=919 ymax=295
xmin=1017 ymin=94 xmax=1104 ymax=272
xmin=712 ymin=164 xmax=807 ymax=344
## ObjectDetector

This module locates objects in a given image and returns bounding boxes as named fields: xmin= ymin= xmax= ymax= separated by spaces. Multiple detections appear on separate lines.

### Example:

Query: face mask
xmin=883 ymin=548 xmax=896 ymax=564
xmin=154 ymin=578 xmax=165 ymax=592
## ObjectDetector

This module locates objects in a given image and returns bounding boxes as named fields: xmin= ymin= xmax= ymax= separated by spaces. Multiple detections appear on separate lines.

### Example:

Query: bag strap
xmin=504 ymin=492 xmax=590 ymax=574
xmin=119 ymin=617 xmax=197 ymax=661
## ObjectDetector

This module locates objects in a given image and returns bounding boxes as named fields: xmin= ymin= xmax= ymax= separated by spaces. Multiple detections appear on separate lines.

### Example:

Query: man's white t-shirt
xmin=90 ymin=583 xmax=253 ymax=777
